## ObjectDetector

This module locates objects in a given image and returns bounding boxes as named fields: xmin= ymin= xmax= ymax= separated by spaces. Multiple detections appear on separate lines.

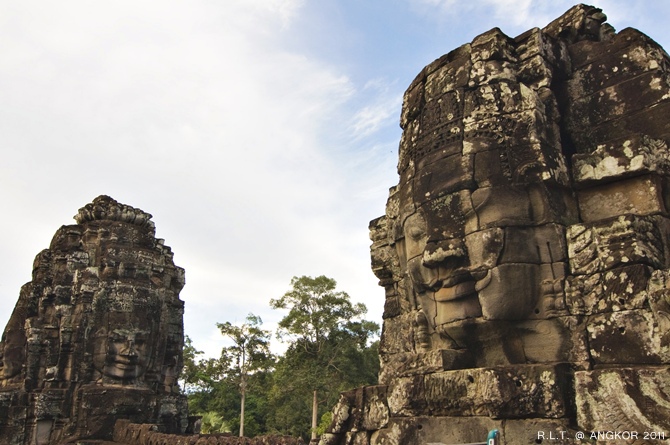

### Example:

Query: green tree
xmin=268 ymin=275 xmax=379 ymax=440
xmin=182 ymin=335 xmax=230 ymax=394
xmin=181 ymin=335 xmax=203 ymax=393
xmin=217 ymin=313 xmax=273 ymax=437
xmin=199 ymin=411 xmax=231 ymax=434
xmin=184 ymin=336 xmax=273 ymax=437
xmin=271 ymin=276 xmax=373 ymax=347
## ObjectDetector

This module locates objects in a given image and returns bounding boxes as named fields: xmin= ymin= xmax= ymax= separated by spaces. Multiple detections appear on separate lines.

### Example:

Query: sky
xmin=2 ymin=0 xmax=670 ymax=359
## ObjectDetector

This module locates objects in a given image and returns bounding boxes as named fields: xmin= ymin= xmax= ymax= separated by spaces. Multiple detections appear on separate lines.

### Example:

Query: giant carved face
xmin=0 ymin=306 xmax=28 ymax=384
xmin=0 ymin=331 xmax=24 ymax=381
xmin=92 ymin=313 xmax=154 ymax=383
xmin=394 ymin=150 xmax=570 ymax=345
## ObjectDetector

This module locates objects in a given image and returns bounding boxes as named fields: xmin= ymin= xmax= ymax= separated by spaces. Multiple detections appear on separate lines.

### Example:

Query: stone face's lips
xmin=113 ymin=363 xmax=138 ymax=371
xmin=475 ymin=269 xmax=492 ymax=292
xmin=434 ymin=281 xmax=476 ymax=302
xmin=427 ymin=271 xmax=472 ymax=291
xmin=112 ymin=357 xmax=139 ymax=369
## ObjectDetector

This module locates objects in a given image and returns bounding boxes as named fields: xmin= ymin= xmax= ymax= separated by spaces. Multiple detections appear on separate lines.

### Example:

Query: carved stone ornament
xmin=0 ymin=195 xmax=188 ymax=444
xmin=323 ymin=4 xmax=670 ymax=444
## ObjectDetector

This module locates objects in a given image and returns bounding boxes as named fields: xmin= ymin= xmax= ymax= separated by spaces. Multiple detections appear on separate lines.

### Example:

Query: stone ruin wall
xmin=323 ymin=4 xmax=670 ymax=444
xmin=0 ymin=196 xmax=189 ymax=444
xmin=112 ymin=420 xmax=304 ymax=445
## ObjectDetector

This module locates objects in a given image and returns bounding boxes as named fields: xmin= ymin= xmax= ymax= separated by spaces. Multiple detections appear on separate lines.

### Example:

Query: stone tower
xmin=0 ymin=196 xmax=188 ymax=444
xmin=322 ymin=4 xmax=670 ymax=444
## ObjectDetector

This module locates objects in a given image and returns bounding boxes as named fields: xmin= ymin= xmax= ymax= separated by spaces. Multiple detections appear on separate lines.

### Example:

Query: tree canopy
xmin=270 ymin=275 xmax=374 ymax=346
xmin=217 ymin=313 xmax=272 ymax=437
xmin=183 ymin=275 xmax=380 ymax=440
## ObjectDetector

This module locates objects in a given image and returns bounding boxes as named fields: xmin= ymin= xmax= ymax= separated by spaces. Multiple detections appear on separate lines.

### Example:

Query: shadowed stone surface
xmin=0 ymin=196 xmax=188 ymax=444
xmin=111 ymin=420 xmax=306 ymax=445
xmin=323 ymin=4 xmax=670 ymax=444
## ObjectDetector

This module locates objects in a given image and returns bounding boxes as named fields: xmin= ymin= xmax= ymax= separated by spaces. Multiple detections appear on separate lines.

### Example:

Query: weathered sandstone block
xmin=575 ymin=367 xmax=670 ymax=433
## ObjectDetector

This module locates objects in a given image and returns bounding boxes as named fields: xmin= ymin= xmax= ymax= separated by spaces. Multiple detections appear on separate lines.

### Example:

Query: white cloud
xmin=408 ymin=0 xmax=551 ymax=28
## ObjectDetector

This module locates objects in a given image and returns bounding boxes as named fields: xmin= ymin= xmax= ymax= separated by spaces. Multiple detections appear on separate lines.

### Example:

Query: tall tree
xmin=271 ymin=276 xmax=372 ymax=347
xmin=269 ymin=276 xmax=379 ymax=440
xmin=217 ymin=313 xmax=272 ymax=437
xmin=182 ymin=335 xmax=229 ymax=393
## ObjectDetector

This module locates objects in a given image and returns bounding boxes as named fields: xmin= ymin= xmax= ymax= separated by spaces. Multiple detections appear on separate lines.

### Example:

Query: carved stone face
xmin=0 ymin=337 xmax=24 ymax=380
xmin=0 ymin=310 xmax=27 ymax=383
xmin=359 ymin=7 xmax=670 ymax=441
xmin=396 ymin=165 xmax=569 ymax=338
xmin=93 ymin=318 xmax=153 ymax=383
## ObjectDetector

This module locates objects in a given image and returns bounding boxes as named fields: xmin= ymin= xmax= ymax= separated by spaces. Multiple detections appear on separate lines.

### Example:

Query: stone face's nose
xmin=120 ymin=338 xmax=138 ymax=357
xmin=422 ymin=239 xmax=467 ymax=268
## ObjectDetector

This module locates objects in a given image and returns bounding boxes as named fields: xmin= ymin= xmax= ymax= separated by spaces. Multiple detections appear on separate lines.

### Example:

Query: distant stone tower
xmin=0 ymin=196 xmax=188 ymax=444
xmin=322 ymin=4 xmax=670 ymax=444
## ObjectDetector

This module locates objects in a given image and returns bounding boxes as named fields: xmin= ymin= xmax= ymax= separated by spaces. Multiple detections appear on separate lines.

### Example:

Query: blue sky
xmin=1 ymin=0 xmax=670 ymax=358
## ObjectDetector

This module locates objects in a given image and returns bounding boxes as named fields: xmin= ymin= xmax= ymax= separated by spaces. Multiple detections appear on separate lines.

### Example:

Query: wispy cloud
xmin=406 ymin=0 xmax=564 ymax=31
xmin=348 ymin=79 xmax=401 ymax=140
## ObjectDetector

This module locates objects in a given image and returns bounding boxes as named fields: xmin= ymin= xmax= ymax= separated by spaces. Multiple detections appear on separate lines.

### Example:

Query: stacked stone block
xmin=112 ymin=420 xmax=305 ymax=445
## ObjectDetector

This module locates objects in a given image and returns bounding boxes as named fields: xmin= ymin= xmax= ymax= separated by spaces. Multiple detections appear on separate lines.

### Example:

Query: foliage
xmin=217 ymin=313 xmax=273 ymax=381
xmin=217 ymin=313 xmax=273 ymax=437
xmin=200 ymin=411 xmax=231 ymax=434
xmin=316 ymin=411 xmax=333 ymax=436
xmin=184 ymin=275 xmax=380 ymax=441
xmin=181 ymin=335 xmax=203 ymax=393
xmin=267 ymin=276 xmax=380 ymax=439
xmin=270 ymin=275 xmax=373 ymax=348
xmin=182 ymin=335 xmax=229 ymax=393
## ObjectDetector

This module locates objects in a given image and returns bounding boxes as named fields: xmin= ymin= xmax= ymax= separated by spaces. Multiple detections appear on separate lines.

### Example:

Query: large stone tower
xmin=0 ymin=196 xmax=188 ymax=444
xmin=323 ymin=4 xmax=670 ymax=444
